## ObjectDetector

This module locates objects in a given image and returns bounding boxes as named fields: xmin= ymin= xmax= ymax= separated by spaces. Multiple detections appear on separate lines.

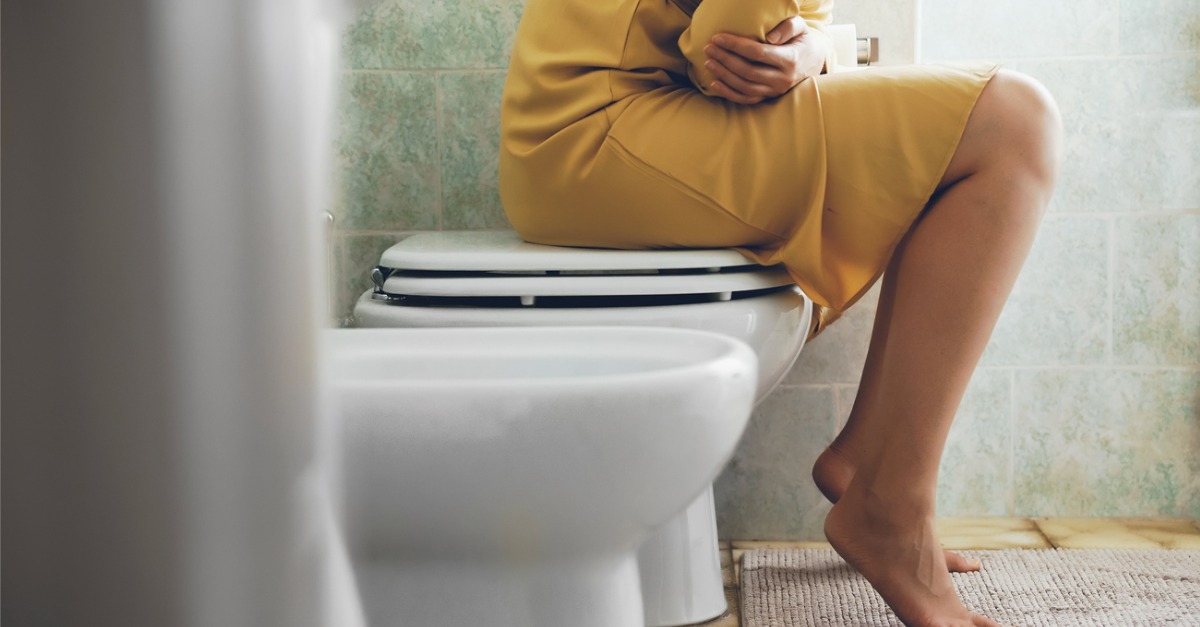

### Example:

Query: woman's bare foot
xmin=824 ymin=489 xmax=1000 ymax=627
xmin=814 ymin=446 xmax=981 ymax=573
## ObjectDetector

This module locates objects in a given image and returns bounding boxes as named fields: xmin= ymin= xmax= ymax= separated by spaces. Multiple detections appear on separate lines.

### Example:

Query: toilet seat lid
xmin=379 ymin=231 xmax=757 ymax=272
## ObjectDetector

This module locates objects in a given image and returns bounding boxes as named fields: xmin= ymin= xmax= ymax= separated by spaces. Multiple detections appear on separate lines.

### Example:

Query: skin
xmin=707 ymin=21 xmax=1063 ymax=627
xmin=704 ymin=17 xmax=828 ymax=105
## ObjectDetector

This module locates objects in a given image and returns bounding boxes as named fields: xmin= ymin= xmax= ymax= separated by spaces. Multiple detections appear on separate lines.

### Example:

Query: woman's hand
xmin=702 ymin=16 xmax=828 ymax=105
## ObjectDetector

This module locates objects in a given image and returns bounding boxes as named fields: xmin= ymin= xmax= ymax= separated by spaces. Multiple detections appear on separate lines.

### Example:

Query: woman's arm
xmin=678 ymin=0 xmax=835 ymax=101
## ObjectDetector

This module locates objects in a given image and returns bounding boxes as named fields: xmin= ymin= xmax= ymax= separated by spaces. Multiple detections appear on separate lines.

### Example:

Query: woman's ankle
xmin=812 ymin=445 xmax=856 ymax=503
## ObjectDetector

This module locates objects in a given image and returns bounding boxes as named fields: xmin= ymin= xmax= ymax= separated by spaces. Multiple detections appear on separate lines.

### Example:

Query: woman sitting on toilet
xmin=499 ymin=0 xmax=1063 ymax=624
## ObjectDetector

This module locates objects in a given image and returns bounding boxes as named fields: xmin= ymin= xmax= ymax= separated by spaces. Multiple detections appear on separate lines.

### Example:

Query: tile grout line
xmin=330 ymin=231 xmax=345 ymax=324
xmin=1029 ymin=518 xmax=1059 ymax=548
xmin=1008 ymin=370 xmax=1016 ymax=517
xmin=1114 ymin=1 xmax=1121 ymax=55
xmin=1052 ymin=209 xmax=1200 ymax=217
xmin=831 ymin=383 xmax=846 ymax=435
xmin=345 ymin=67 xmax=509 ymax=74
xmin=1107 ymin=216 xmax=1115 ymax=366
xmin=433 ymin=72 xmax=445 ymax=231
xmin=927 ymin=51 xmax=1200 ymax=64
xmin=339 ymin=227 xmax=509 ymax=236
xmin=829 ymin=383 xmax=840 ymax=434
xmin=949 ymin=365 xmax=1200 ymax=372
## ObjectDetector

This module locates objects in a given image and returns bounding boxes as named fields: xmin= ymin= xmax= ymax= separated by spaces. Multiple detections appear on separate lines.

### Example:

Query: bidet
xmin=326 ymin=326 xmax=757 ymax=627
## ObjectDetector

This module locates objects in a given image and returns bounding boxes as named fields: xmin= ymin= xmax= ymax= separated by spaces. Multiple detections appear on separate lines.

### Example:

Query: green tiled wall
xmin=332 ymin=0 xmax=1200 ymax=532
xmin=330 ymin=0 xmax=523 ymax=324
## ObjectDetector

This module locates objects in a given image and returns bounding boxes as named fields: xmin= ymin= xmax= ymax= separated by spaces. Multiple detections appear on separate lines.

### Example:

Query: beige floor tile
xmin=1117 ymin=519 xmax=1200 ymax=549
xmin=1036 ymin=518 xmax=1200 ymax=549
xmin=936 ymin=517 xmax=1051 ymax=549
xmin=732 ymin=548 xmax=745 ymax=587
xmin=688 ymin=586 xmax=740 ymax=626
xmin=1192 ymin=519 xmax=1200 ymax=533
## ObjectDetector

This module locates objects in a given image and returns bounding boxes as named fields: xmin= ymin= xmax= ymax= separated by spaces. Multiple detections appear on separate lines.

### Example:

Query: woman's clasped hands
xmin=703 ymin=16 xmax=828 ymax=104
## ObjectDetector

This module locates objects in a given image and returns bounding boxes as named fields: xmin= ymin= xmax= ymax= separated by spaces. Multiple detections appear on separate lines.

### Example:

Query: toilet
xmin=352 ymin=230 xmax=814 ymax=626
xmin=328 ymin=326 xmax=758 ymax=627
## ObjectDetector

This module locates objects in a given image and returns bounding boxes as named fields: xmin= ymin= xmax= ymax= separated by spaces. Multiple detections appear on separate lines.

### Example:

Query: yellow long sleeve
xmin=676 ymin=0 xmax=836 ymax=96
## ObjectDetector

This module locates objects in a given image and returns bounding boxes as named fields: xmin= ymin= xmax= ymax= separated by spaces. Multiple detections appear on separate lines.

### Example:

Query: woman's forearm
xmin=679 ymin=0 xmax=836 ymax=95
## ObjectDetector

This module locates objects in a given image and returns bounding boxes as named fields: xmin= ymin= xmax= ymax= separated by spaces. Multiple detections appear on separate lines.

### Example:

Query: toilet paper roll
xmin=825 ymin=23 xmax=857 ymax=71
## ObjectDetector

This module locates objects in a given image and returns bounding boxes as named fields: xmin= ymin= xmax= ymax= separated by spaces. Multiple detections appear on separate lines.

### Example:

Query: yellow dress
xmin=498 ymin=0 xmax=998 ymax=337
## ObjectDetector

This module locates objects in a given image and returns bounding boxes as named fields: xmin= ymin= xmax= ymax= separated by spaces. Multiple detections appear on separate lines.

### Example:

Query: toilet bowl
xmin=352 ymin=230 xmax=814 ymax=626
xmin=327 ymin=326 xmax=758 ymax=627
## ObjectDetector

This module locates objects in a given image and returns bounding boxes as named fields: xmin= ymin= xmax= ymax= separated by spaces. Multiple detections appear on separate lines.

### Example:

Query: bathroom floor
xmin=698 ymin=517 xmax=1200 ymax=626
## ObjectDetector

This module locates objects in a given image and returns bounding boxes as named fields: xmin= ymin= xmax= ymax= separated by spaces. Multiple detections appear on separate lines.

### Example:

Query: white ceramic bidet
xmin=327 ymin=326 xmax=757 ymax=627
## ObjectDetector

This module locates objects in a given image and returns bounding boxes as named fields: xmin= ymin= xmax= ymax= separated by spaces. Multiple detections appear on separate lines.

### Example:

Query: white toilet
xmin=327 ymin=326 xmax=758 ymax=627
xmin=352 ymin=230 xmax=814 ymax=626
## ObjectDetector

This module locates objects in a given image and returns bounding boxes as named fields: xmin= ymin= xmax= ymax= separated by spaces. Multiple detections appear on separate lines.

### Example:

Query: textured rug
xmin=741 ymin=548 xmax=1200 ymax=626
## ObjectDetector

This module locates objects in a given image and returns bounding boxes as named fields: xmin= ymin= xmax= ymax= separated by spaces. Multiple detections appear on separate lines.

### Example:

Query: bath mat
xmin=741 ymin=548 xmax=1200 ymax=626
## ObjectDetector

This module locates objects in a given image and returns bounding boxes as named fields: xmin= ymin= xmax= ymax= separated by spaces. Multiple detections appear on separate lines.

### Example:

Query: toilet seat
xmin=370 ymin=231 xmax=793 ymax=306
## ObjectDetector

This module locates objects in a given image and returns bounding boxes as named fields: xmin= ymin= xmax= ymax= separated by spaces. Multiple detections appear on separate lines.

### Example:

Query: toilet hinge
xmin=371 ymin=266 xmax=395 ymax=292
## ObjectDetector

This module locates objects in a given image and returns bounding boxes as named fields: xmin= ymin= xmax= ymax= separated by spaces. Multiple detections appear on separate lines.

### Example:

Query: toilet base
xmin=355 ymin=552 xmax=644 ymax=627
xmin=638 ymin=485 xmax=728 ymax=626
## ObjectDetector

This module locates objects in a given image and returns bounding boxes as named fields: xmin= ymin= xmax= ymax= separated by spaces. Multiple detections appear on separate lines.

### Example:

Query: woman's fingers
xmin=705 ymin=58 xmax=770 ymax=98
xmin=711 ymin=33 xmax=787 ymax=69
xmin=704 ymin=27 xmax=818 ymax=103
xmin=707 ymin=78 xmax=764 ymax=105
xmin=704 ymin=45 xmax=779 ymax=88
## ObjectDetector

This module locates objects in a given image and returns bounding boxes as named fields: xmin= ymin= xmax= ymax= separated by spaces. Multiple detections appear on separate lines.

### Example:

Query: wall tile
xmin=1012 ymin=57 xmax=1200 ymax=125
xmin=1012 ymin=56 xmax=1200 ymax=214
xmin=920 ymin=0 xmax=1119 ymax=61
xmin=1050 ymin=113 xmax=1200 ymax=214
xmin=336 ymin=72 xmax=439 ymax=231
xmin=1113 ymin=214 xmax=1200 ymax=365
xmin=980 ymin=216 xmax=1109 ymax=366
xmin=1146 ymin=113 xmax=1200 ymax=212
xmin=936 ymin=370 xmax=1012 ymax=516
xmin=334 ymin=232 xmax=407 ymax=323
xmin=1014 ymin=369 xmax=1200 ymax=517
xmin=343 ymin=0 xmax=524 ymax=70
xmin=438 ymin=72 xmax=511 ymax=229
xmin=1119 ymin=0 xmax=1200 ymax=55
xmin=784 ymin=281 xmax=879 ymax=385
xmin=829 ymin=373 xmax=1013 ymax=517
xmin=714 ymin=386 xmax=836 ymax=541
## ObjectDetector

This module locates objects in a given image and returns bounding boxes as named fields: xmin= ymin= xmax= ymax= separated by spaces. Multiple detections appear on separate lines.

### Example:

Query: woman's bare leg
xmin=818 ymin=69 xmax=1061 ymax=626
xmin=810 ymin=229 xmax=984 ymax=572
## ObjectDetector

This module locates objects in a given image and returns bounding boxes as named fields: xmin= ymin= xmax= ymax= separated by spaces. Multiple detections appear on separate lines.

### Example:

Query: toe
xmin=943 ymin=550 xmax=981 ymax=573
xmin=971 ymin=613 xmax=1003 ymax=626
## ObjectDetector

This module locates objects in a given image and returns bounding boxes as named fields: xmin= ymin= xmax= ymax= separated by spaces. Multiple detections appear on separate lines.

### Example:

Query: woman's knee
xmin=945 ymin=69 xmax=1063 ymax=187
xmin=994 ymin=70 xmax=1062 ymax=180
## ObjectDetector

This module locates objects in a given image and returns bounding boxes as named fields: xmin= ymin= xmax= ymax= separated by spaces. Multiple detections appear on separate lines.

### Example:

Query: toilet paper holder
xmin=828 ymin=25 xmax=879 ymax=67
xmin=856 ymin=37 xmax=879 ymax=65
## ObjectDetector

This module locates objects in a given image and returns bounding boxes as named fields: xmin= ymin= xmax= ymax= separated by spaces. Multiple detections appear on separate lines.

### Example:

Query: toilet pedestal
xmin=356 ymin=554 xmax=644 ymax=627
xmin=638 ymin=486 xmax=727 ymax=626
xmin=331 ymin=326 xmax=760 ymax=627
